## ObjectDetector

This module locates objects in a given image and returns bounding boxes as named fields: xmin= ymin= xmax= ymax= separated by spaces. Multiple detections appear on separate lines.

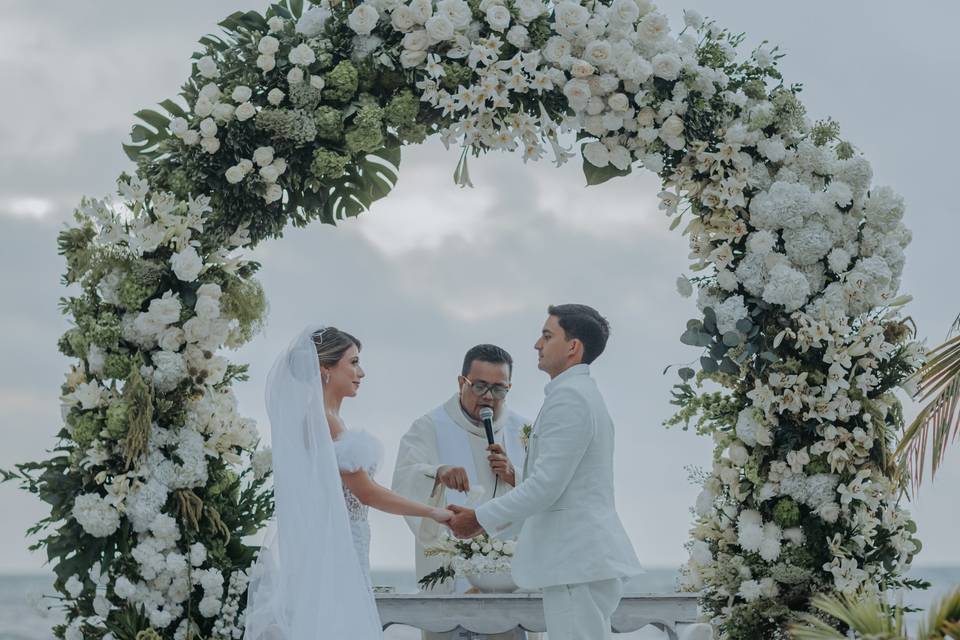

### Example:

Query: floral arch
xmin=3 ymin=0 xmax=925 ymax=638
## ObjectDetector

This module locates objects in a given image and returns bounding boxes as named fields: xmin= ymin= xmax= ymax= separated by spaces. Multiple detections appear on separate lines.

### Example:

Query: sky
xmin=1 ymin=1 xmax=958 ymax=575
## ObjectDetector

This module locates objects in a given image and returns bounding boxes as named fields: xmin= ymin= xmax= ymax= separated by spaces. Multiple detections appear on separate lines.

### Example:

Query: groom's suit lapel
xmin=522 ymin=407 xmax=545 ymax=481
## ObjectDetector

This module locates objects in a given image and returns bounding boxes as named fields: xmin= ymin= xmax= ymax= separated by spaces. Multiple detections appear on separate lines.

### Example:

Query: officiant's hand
xmin=446 ymin=505 xmax=484 ymax=539
xmin=437 ymin=465 xmax=471 ymax=493
xmin=486 ymin=444 xmax=515 ymax=487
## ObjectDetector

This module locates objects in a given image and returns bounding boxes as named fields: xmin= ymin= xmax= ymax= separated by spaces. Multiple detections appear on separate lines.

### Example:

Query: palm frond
xmin=915 ymin=586 xmax=960 ymax=639
xmin=895 ymin=333 xmax=960 ymax=490
xmin=790 ymin=592 xmax=906 ymax=640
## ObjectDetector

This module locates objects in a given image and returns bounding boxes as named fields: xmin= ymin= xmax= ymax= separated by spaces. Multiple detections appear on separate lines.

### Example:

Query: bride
xmin=245 ymin=325 xmax=453 ymax=639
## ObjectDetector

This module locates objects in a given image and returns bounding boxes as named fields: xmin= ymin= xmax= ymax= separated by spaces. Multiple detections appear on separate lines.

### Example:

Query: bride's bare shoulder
xmin=326 ymin=412 xmax=346 ymax=439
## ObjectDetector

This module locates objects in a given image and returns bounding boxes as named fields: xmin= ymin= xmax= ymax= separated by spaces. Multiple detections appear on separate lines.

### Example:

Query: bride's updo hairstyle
xmin=311 ymin=327 xmax=362 ymax=369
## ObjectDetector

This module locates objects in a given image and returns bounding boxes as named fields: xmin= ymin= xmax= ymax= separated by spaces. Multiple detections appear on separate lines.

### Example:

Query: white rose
xmin=253 ymin=146 xmax=275 ymax=167
xmin=437 ymin=0 xmax=471 ymax=27
xmin=652 ymin=52 xmax=682 ymax=81
xmin=607 ymin=92 xmax=629 ymax=112
xmin=181 ymin=130 xmax=200 ymax=146
xmin=514 ymin=0 xmax=545 ymax=23
xmin=608 ymin=144 xmax=630 ymax=170
xmin=291 ymin=43 xmax=317 ymax=66
xmin=296 ymin=6 xmax=332 ymax=37
xmin=410 ymin=0 xmax=433 ymax=22
xmin=348 ymin=4 xmax=380 ymax=35
xmin=158 ymin=326 xmax=186 ymax=352
xmin=554 ymin=0 xmax=589 ymax=34
xmin=211 ymin=102 xmax=235 ymax=122
xmin=506 ymin=25 xmax=529 ymax=49
xmin=170 ymin=117 xmax=189 ymax=136
xmin=425 ymin=15 xmax=455 ymax=42
xmin=543 ymin=36 xmax=571 ymax=63
xmin=310 ymin=75 xmax=325 ymax=90
xmin=231 ymin=85 xmax=252 ymax=103
xmin=400 ymin=48 xmax=428 ymax=68
xmin=225 ymin=166 xmax=245 ymax=184
xmin=570 ymin=59 xmax=595 ymax=79
xmin=661 ymin=114 xmax=685 ymax=139
xmin=199 ymin=82 xmax=221 ymax=101
xmin=391 ymin=5 xmax=417 ymax=31
xmin=562 ymin=78 xmax=591 ymax=110
xmin=259 ymin=165 xmax=280 ymax=183
xmin=257 ymin=35 xmax=280 ymax=55
xmin=402 ymin=29 xmax=430 ymax=52
xmin=200 ymin=137 xmax=220 ymax=154
xmin=272 ymin=157 xmax=288 ymax=175
xmin=287 ymin=67 xmax=305 ymax=84
xmin=683 ymin=9 xmax=704 ymax=29
xmin=171 ymin=246 xmax=203 ymax=282
xmin=728 ymin=441 xmax=749 ymax=466
xmin=235 ymin=101 xmax=256 ymax=121
xmin=264 ymin=183 xmax=284 ymax=204
xmin=194 ymin=96 xmax=214 ymax=118
xmin=267 ymin=88 xmax=285 ymax=105
xmin=485 ymin=5 xmax=511 ymax=31
xmin=196 ymin=56 xmax=220 ymax=79
xmin=583 ymin=141 xmax=610 ymax=168
xmin=238 ymin=158 xmax=254 ymax=174
xmin=256 ymin=54 xmax=277 ymax=72
xmin=199 ymin=118 xmax=217 ymax=137
xmin=609 ymin=0 xmax=639 ymax=25
xmin=268 ymin=16 xmax=285 ymax=33
xmin=584 ymin=41 xmax=612 ymax=68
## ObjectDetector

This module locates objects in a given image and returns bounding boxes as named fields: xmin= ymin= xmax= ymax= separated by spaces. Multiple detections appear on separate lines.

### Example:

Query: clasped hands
xmin=432 ymin=442 xmax=513 ymax=539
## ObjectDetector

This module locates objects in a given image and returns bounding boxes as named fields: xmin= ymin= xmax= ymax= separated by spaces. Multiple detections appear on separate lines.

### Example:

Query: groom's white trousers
xmin=542 ymin=578 xmax=623 ymax=640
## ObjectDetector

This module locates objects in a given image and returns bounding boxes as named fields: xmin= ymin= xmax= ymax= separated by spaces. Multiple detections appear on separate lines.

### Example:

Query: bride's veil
xmin=245 ymin=324 xmax=383 ymax=639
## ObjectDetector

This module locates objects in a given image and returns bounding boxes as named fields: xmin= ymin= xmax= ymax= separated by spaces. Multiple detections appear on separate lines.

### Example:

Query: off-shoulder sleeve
xmin=333 ymin=430 xmax=384 ymax=474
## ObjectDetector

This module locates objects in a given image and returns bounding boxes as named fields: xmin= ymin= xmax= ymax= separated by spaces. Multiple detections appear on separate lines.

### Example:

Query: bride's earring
xmin=322 ymin=372 xmax=330 ymax=384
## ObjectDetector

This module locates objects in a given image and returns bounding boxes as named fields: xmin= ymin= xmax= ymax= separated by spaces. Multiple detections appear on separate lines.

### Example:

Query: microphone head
xmin=478 ymin=407 xmax=494 ymax=422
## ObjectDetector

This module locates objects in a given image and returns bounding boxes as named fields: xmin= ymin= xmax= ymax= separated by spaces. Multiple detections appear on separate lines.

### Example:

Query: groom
xmin=447 ymin=304 xmax=643 ymax=640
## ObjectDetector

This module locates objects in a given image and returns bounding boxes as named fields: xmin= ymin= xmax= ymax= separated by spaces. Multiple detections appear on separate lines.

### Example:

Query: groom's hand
xmin=446 ymin=505 xmax=484 ymax=539
xmin=437 ymin=465 xmax=471 ymax=493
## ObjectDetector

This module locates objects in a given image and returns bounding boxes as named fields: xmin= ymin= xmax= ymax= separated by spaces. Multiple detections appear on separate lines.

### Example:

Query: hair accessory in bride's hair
xmin=312 ymin=327 xmax=329 ymax=344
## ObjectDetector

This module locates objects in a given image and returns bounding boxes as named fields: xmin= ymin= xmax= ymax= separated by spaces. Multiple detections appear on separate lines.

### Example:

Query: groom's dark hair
xmin=548 ymin=304 xmax=610 ymax=364
xmin=462 ymin=344 xmax=513 ymax=378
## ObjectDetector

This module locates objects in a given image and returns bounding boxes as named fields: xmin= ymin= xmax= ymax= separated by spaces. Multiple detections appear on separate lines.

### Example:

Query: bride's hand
xmin=429 ymin=508 xmax=454 ymax=523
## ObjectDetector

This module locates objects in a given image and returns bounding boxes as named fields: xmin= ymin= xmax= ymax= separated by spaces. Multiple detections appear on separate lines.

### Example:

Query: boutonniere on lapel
xmin=519 ymin=423 xmax=533 ymax=453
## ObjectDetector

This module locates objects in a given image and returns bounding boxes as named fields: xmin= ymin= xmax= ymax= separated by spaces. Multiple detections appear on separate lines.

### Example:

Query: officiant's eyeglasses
xmin=461 ymin=376 xmax=511 ymax=400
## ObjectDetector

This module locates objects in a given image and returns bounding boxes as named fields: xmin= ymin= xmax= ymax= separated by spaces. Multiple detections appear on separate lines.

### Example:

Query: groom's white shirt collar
xmin=544 ymin=363 xmax=590 ymax=394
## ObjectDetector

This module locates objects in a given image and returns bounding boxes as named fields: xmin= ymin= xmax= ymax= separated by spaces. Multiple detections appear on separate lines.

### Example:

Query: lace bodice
xmin=333 ymin=430 xmax=383 ymax=588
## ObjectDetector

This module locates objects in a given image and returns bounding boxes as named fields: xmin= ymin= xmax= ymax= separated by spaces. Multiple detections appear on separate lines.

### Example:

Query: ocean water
xmin=2 ymin=567 xmax=957 ymax=639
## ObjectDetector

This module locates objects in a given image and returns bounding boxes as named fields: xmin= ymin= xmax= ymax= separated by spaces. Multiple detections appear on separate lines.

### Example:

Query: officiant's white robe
xmin=476 ymin=365 xmax=643 ymax=640
xmin=391 ymin=394 xmax=531 ymax=640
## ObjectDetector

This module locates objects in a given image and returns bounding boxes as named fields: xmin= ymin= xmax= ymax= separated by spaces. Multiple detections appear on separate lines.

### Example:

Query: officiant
xmin=391 ymin=344 xmax=530 ymax=640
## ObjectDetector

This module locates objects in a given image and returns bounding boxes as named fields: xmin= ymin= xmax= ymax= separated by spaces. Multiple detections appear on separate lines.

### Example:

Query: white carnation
xmin=257 ymin=36 xmax=280 ymax=55
xmin=256 ymin=54 xmax=277 ymax=72
xmin=267 ymin=89 xmax=285 ymax=106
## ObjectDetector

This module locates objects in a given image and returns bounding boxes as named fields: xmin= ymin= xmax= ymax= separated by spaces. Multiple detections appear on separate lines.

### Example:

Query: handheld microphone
xmin=479 ymin=407 xmax=495 ymax=446
xmin=479 ymin=406 xmax=499 ymax=497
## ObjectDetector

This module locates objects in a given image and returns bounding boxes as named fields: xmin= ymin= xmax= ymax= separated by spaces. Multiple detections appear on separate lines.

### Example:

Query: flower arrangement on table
xmin=419 ymin=532 xmax=517 ymax=591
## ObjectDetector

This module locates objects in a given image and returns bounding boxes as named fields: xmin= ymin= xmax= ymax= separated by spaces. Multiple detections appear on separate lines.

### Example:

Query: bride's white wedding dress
xmin=334 ymin=429 xmax=384 ymax=591
xmin=244 ymin=325 xmax=385 ymax=639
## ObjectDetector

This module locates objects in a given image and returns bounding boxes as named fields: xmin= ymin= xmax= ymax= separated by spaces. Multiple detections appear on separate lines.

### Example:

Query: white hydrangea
xmin=762 ymin=263 xmax=810 ymax=311
xmin=714 ymin=294 xmax=749 ymax=335
xmin=749 ymin=181 xmax=814 ymax=230
xmin=297 ymin=5 xmax=332 ymax=36
xmin=73 ymin=493 xmax=121 ymax=537
xmin=782 ymin=219 xmax=833 ymax=266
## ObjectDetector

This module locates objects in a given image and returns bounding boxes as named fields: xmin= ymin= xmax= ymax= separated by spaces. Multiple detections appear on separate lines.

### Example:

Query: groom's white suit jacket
xmin=476 ymin=364 xmax=643 ymax=589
